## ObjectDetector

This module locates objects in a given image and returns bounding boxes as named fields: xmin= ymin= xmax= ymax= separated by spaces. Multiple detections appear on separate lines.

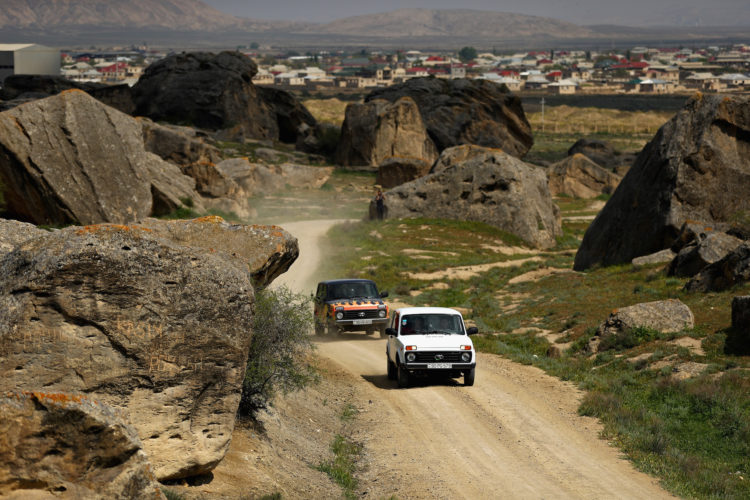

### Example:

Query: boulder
xmin=685 ymin=243 xmax=750 ymax=292
xmin=631 ymin=249 xmax=677 ymax=268
xmin=567 ymin=138 xmax=620 ymax=170
xmin=670 ymin=220 xmax=728 ymax=253
xmin=0 ymin=391 xmax=164 ymax=499
xmin=668 ymin=231 xmax=743 ymax=277
xmin=215 ymin=158 xmax=333 ymax=197
xmin=0 ymin=74 xmax=135 ymax=114
xmin=381 ymin=148 xmax=561 ymax=249
xmin=0 ymin=89 xmax=203 ymax=226
xmin=595 ymin=299 xmax=694 ymax=350
xmin=376 ymin=157 xmax=432 ymax=189
xmin=547 ymin=153 xmax=621 ymax=198
xmin=336 ymin=96 xmax=438 ymax=166
xmin=136 ymin=216 xmax=298 ymax=288
xmin=132 ymin=52 xmax=315 ymax=145
xmin=139 ymin=118 xmax=222 ymax=170
xmin=574 ymin=94 xmax=750 ymax=271
xmin=728 ymin=296 xmax=750 ymax=355
xmin=365 ymin=77 xmax=533 ymax=158
xmin=0 ymin=220 xmax=296 ymax=480
xmin=0 ymin=218 xmax=46 ymax=256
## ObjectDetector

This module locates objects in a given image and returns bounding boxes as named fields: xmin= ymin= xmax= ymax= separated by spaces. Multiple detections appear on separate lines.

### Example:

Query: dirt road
xmin=278 ymin=219 xmax=674 ymax=499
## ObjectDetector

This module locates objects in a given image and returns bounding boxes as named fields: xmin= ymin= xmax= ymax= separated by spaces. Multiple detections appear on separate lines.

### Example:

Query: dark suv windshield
xmin=400 ymin=314 xmax=464 ymax=335
xmin=327 ymin=282 xmax=379 ymax=300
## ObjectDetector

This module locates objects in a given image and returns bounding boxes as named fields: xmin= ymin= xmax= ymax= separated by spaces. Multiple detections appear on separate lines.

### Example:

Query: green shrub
xmin=599 ymin=326 xmax=660 ymax=351
xmin=238 ymin=286 xmax=317 ymax=418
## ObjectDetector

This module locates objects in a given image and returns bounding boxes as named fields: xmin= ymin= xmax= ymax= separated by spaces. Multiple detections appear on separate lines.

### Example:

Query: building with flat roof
xmin=0 ymin=44 xmax=60 ymax=84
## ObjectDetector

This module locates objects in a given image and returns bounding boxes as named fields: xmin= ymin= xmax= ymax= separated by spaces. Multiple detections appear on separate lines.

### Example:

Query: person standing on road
xmin=374 ymin=189 xmax=386 ymax=220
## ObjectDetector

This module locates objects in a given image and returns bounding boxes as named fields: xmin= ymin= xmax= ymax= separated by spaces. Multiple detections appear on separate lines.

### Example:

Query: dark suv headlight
xmin=378 ymin=310 xmax=386 ymax=318
xmin=461 ymin=352 xmax=472 ymax=362
xmin=336 ymin=312 xmax=344 ymax=320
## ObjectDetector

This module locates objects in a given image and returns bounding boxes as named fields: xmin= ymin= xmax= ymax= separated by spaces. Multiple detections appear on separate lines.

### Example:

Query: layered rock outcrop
xmin=0 ymin=90 xmax=203 ymax=226
xmin=132 ymin=51 xmax=315 ymax=145
xmin=0 ymin=391 xmax=164 ymax=499
xmin=336 ymin=96 xmax=437 ymax=166
xmin=547 ymin=153 xmax=621 ymax=198
xmin=365 ymin=77 xmax=533 ymax=158
xmin=381 ymin=147 xmax=561 ymax=248
xmin=574 ymin=94 xmax=750 ymax=271
xmin=0 ymin=219 xmax=298 ymax=480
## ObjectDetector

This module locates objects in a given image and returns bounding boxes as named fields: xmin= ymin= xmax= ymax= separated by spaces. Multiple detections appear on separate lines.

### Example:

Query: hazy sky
xmin=203 ymin=0 xmax=749 ymax=26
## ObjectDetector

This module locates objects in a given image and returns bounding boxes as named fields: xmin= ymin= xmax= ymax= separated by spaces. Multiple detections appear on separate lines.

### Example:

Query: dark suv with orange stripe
xmin=314 ymin=279 xmax=389 ymax=337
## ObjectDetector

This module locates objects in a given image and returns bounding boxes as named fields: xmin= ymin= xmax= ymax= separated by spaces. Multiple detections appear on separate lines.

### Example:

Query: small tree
xmin=458 ymin=46 xmax=478 ymax=63
xmin=238 ymin=286 xmax=317 ymax=418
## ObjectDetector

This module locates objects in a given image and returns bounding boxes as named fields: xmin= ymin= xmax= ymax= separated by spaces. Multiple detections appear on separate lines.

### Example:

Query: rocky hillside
xmin=0 ymin=0 xmax=298 ymax=31
xmin=0 ymin=3 xmax=593 ymax=38
xmin=304 ymin=8 xmax=595 ymax=38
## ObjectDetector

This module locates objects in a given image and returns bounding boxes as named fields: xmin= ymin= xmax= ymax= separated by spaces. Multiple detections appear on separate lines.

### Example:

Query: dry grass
xmin=303 ymin=98 xmax=352 ymax=126
xmin=526 ymin=105 xmax=673 ymax=136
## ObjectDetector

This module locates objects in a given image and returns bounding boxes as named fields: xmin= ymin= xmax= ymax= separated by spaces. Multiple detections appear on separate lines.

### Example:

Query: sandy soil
xmin=169 ymin=217 xmax=675 ymax=500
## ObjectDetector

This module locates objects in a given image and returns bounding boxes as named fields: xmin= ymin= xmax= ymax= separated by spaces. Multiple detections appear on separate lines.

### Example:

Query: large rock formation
xmin=0 ymin=391 xmax=164 ymax=499
xmin=381 ymin=147 xmax=561 ymax=248
xmin=136 ymin=216 xmax=299 ymax=288
xmin=0 ymin=74 xmax=135 ymax=114
xmin=0 ymin=90 xmax=203 ymax=226
xmin=547 ymin=153 xmax=621 ymax=199
xmin=365 ymin=77 xmax=533 ymax=158
xmin=336 ymin=96 xmax=438 ymax=166
xmin=375 ymin=157 xmax=432 ymax=189
xmin=0 ymin=220 xmax=297 ymax=480
xmin=132 ymin=51 xmax=315 ymax=145
xmin=574 ymin=93 xmax=750 ymax=271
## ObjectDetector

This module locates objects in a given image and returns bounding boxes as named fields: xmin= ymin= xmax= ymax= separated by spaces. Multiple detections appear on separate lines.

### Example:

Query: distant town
xmin=2 ymin=42 xmax=750 ymax=96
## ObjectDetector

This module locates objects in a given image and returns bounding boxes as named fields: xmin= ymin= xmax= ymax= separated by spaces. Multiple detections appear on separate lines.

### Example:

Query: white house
xmin=0 ymin=44 xmax=60 ymax=83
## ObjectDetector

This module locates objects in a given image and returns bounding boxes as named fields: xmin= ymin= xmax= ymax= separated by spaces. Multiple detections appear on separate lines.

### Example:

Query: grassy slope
xmin=320 ymin=210 xmax=750 ymax=499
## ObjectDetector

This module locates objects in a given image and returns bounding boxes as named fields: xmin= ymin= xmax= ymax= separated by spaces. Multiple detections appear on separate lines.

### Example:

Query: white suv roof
xmin=395 ymin=307 xmax=463 ymax=316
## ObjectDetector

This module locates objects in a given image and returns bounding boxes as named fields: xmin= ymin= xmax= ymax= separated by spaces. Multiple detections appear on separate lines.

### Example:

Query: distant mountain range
xmin=0 ymin=1 xmax=747 ymax=46
xmin=301 ymin=9 xmax=595 ymax=39
xmin=0 ymin=0 xmax=302 ymax=32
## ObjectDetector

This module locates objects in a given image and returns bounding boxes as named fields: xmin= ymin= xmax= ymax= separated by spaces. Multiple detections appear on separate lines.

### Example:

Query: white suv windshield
xmin=400 ymin=314 xmax=464 ymax=335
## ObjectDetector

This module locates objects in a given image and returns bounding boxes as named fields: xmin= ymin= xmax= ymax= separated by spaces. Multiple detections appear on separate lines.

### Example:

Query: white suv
xmin=385 ymin=307 xmax=478 ymax=388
